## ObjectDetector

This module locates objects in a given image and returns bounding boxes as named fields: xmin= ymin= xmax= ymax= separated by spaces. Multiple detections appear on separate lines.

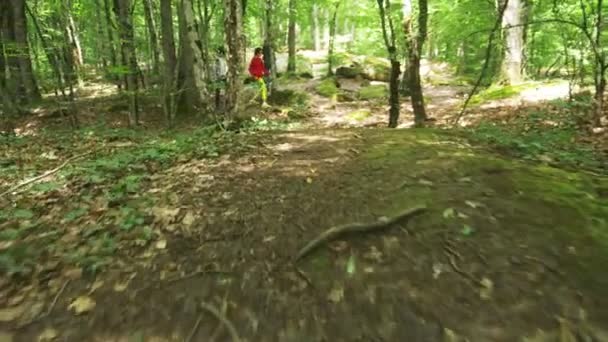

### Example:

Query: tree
xmin=404 ymin=0 xmax=428 ymax=126
xmin=376 ymin=0 xmax=401 ymax=128
xmin=2 ymin=0 xmax=41 ymax=104
xmin=327 ymin=1 xmax=341 ymax=77
xmin=177 ymin=0 xmax=210 ymax=114
xmin=287 ymin=0 xmax=297 ymax=74
xmin=224 ymin=0 xmax=244 ymax=117
xmin=113 ymin=0 xmax=139 ymax=126
xmin=311 ymin=4 xmax=321 ymax=51
xmin=500 ymin=0 xmax=525 ymax=84
xmin=160 ymin=0 xmax=178 ymax=123
xmin=143 ymin=0 xmax=161 ymax=75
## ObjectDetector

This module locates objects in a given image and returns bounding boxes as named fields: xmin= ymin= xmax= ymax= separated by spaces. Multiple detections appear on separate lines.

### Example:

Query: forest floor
xmin=1 ymin=71 xmax=608 ymax=341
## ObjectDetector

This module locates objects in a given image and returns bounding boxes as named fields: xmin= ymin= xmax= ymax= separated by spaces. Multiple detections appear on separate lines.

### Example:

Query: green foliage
xmin=358 ymin=85 xmax=388 ymax=100
xmin=347 ymin=109 xmax=372 ymax=121
xmin=316 ymin=78 xmax=339 ymax=98
xmin=468 ymin=96 xmax=603 ymax=171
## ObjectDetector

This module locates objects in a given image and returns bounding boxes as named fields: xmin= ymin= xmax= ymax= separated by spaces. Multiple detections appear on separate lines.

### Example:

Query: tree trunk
xmin=402 ymin=0 xmax=428 ymax=125
xmin=93 ymin=0 xmax=108 ymax=68
xmin=103 ymin=0 xmax=119 ymax=86
xmin=263 ymin=0 xmax=276 ymax=88
xmin=143 ymin=0 xmax=160 ymax=75
xmin=224 ymin=0 xmax=243 ymax=117
xmin=311 ymin=4 xmax=320 ymax=51
xmin=63 ymin=0 xmax=83 ymax=86
xmin=327 ymin=2 xmax=340 ymax=77
xmin=500 ymin=0 xmax=524 ymax=84
xmin=160 ymin=0 xmax=178 ymax=123
xmin=180 ymin=0 xmax=210 ymax=113
xmin=287 ymin=0 xmax=296 ymax=73
xmin=11 ymin=0 xmax=41 ymax=102
xmin=593 ymin=0 xmax=606 ymax=126
xmin=113 ymin=0 xmax=139 ymax=126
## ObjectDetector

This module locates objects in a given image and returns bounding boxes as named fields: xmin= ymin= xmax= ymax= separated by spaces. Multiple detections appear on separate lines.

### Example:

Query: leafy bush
xmin=316 ymin=78 xmax=340 ymax=98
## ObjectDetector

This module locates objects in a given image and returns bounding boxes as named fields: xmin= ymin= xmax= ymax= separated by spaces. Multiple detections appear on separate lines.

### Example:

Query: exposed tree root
xmin=200 ymin=301 xmax=242 ymax=342
xmin=295 ymin=205 xmax=427 ymax=261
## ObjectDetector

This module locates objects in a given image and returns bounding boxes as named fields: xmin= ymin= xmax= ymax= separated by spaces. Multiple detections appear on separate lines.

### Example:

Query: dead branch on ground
xmin=200 ymin=301 xmax=242 ymax=342
xmin=295 ymin=205 xmax=427 ymax=261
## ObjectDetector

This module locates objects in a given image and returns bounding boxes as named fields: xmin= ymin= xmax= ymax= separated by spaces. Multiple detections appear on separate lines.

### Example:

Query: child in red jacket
xmin=248 ymin=47 xmax=270 ymax=108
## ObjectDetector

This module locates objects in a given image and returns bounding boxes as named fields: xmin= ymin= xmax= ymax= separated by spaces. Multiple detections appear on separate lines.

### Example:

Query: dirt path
xmin=6 ymin=127 xmax=608 ymax=341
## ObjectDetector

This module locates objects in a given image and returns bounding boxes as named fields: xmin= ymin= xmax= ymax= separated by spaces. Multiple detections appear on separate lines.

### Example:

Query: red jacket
xmin=249 ymin=56 xmax=268 ymax=79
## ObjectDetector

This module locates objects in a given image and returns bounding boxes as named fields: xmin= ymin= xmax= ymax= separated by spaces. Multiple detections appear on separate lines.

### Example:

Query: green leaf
xmin=13 ymin=209 xmax=34 ymax=220
xmin=0 ymin=229 xmax=19 ymax=241
xmin=346 ymin=254 xmax=356 ymax=275
xmin=64 ymin=207 xmax=88 ymax=222
xmin=460 ymin=224 xmax=475 ymax=236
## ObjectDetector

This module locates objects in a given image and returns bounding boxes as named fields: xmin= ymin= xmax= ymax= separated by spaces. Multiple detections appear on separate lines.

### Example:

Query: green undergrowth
xmin=470 ymin=81 xmax=558 ymax=106
xmin=0 ymin=125 xmax=257 ymax=277
xmin=315 ymin=78 xmax=340 ymax=98
xmin=358 ymin=85 xmax=388 ymax=100
xmin=467 ymin=96 xmax=604 ymax=172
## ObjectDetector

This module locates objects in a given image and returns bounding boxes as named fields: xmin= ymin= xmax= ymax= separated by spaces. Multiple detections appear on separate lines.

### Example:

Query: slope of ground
xmin=2 ymin=127 xmax=608 ymax=341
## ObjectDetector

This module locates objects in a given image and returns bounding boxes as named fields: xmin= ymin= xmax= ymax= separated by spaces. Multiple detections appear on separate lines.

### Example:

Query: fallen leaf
xmin=327 ymin=287 xmax=344 ymax=303
xmin=38 ymin=327 xmax=58 ymax=341
xmin=182 ymin=212 xmax=196 ymax=226
xmin=155 ymin=239 xmax=167 ymax=249
xmin=88 ymin=279 xmax=104 ymax=294
xmin=465 ymin=200 xmax=483 ymax=209
xmin=479 ymin=277 xmax=493 ymax=300
xmin=152 ymin=207 xmax=180 ymax=225
xmin=263 ymin=236 xmax=276 ymax=243
xmin=443 ymin=208 xmax=455 ymax=219
xmin=306 ymin=177 xmax=313 ymax=184
xmin=418 ymin=179 xmax=434 ymax=186
xmin=68 ymin=296 xmax=96 ymax=315
xmin=0 ymin=305 xmax=25 ymax=322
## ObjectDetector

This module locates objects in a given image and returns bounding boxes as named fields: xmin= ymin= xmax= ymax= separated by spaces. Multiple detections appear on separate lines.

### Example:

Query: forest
xmin=1 ymin=0 xmax=608 ymax=340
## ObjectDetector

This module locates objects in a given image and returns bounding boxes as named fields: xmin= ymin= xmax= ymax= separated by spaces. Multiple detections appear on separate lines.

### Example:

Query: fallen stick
xmin=295 ymin=205 xmax=427 ymax=261
xmin=0 ymin=150 xmax=95 ymax=198
xmin=200 ymin=302 xmax=242 ymax=342
xmin=185 ymin=314 xmax=203 ymax=342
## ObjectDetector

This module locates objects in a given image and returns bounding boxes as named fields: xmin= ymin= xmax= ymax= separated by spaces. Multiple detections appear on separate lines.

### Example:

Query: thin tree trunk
xmin=143 ymin=0 xmax=160 ymax=75
xmin=377 ymin=0 xmax=400 ymax=128
xmin=408 ymin=0 xmax=428 ymax=126
xmin=93 ymin=0 xmax=108 ymax=68
xmin=312 ymin=4 xmax=320 ymax=51
xmin=224 ymin=0 xmax=243 ymax=117
xmin=263 ymin=0 xmax=276 ymax=88
xmin=327 ymin=2 xmax=340 ymax=77
xmin=500 ymin=0 xmax=524 ymax=84
xmin=593 ymin=0 xmax=605 ymax=126
xmin=287 ymin=0 xmax=296 ymax=73
xmin=160 ymin=0 xmax=178 ymax=124
xmin=323 ymin=8 xmax=330 ymax=50
xmin=113 ymin=0 xmax=139 ymax=126
xmin=104 ymin=0 xmax=119 ymax=87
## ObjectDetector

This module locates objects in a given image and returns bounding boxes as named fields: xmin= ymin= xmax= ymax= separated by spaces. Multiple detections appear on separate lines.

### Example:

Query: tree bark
xmin=287 ymin=0 xmax=296 ymax=73
xmin=224 ymin=0 xmax=244 ymax=117
xmin=593 ymin=0 xmax=606 ymax=126
xmin=323 ymin=8 xmax=330 ymax=50
xmin=103 ymin=0 xmax=119 ymax=86
xmin=11 ymin=0 xmax=41 ymax=102
xmin=180 ymin=0 xmax=210 ymax=113
xmin=407 ymin=0 xmax=428 ymax=126
xmin=311 ymin=4 xmax=320 ymax=51
xmin=160 ymin=0 xmax=178 ymax=123
xmin=377 ymin=0 xmax=400 ymax=128
xmin=500 ymin=0 xmax=524 ymax=84
xmin=143 ymin=0 xmax=161 ymax=75
xmin=113 ymin=0 xmax=139 ymax=125
xmin=327 ymin=2 xmax=340 ymax=77
xmin=263 ymin=0 xmax=276 ymax=89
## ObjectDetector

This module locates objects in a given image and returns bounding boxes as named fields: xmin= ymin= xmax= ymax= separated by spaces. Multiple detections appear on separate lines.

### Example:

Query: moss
xmin=358 ymin=85 xmax=388 ymax=100
xmin=347 ymin=109 xmax=372 ymax=121
xmin=268 ymin=89 xmax=310 ymax=107
xmin=315 ymin=78 xmax=339 ymax=98
xmin=361 ymin=56 xmax=391 ymax=82
xmin=469 ymin=81 xmax=560 ymax=105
